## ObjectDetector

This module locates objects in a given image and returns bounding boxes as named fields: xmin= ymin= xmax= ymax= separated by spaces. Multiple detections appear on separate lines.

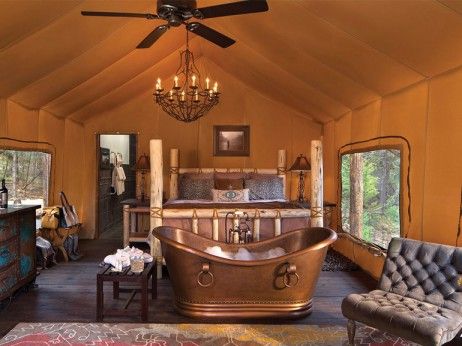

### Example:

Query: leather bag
xmin=60 ymin=191 xmax=79 ymax=228
xmin=41 ymin=206 xmax=60 ymax=229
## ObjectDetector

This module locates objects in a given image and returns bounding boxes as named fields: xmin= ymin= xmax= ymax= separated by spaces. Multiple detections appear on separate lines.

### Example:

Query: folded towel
xmin=104 ymin=246 xmax=153 ymax=272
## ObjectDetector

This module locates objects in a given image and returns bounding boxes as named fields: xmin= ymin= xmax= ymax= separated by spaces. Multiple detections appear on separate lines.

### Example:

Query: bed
xmin=147 ymin=140 xmax=329 ymax=278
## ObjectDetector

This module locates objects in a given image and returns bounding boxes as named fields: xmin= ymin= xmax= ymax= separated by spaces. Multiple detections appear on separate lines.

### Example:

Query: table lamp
xmin=135 ymin=154 xmax=150 ymax=201
xmin=289 ymin=154 xmax=311 ymax=203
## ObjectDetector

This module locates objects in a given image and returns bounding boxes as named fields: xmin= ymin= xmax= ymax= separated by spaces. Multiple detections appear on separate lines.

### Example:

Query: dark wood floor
xmin=0 ymin=238 xmax=376 ymax=337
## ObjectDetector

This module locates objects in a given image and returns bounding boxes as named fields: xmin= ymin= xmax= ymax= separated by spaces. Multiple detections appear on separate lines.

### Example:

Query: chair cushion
xmin=342 ymin=289 xmax=462 ymax=346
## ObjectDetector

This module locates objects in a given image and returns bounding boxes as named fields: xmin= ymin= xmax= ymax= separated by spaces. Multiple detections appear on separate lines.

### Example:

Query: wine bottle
xmin=0 ymin=179 xmax=8 ymax=209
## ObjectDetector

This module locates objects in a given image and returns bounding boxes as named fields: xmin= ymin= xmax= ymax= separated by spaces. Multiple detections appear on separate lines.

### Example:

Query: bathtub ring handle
xmin=197 ymin=263 xmax=214 ymax=287
xmin=283 ymin=263 xmax=299 ymax=288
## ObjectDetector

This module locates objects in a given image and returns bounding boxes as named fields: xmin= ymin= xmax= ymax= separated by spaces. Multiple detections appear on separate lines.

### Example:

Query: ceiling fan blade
xmin=187 ymin=22 xmax=235 ymax=48
xmin=137 ymin=25 xmax=169 ymax=48
xmin=195 ymin=0 xmax=268 ymax=19
xmin=81 ymin=11 xmax=158 ymax=19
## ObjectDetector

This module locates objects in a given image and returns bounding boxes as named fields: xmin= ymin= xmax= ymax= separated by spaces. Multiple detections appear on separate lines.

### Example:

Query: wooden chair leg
xmin=347 ymin=319 xmax=356 ymax=345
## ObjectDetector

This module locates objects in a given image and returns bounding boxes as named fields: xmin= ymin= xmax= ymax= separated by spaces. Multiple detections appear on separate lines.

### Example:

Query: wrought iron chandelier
xmin=154 ymin=29 xmax=220 ymax=122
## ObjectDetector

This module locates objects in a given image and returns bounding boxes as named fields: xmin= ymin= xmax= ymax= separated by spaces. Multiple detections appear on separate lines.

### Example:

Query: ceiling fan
xmin=81 ymin=0 xmax=268 ymax=49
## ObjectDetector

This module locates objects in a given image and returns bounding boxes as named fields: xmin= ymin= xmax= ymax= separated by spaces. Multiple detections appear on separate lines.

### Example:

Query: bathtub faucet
xmin=225 ymin=211 xmax=252 ymax=244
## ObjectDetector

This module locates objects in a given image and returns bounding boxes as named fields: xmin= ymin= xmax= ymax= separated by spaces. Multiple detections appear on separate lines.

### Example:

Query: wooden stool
xmin=96 ymin=261 xmax=156 ymax=322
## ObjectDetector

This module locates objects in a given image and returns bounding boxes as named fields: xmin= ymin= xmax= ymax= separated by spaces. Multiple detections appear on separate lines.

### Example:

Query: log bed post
xmin=149 ymin=139 xmax=163 ymax=279
xmin=253 ymin=209 xmax=260 ymax=241
xmin=278 ymin=149 xmax=287 ymax=196
xmin=310 ymin=139 xmax=323 ymax=227
xmin=169 ymin=148 xmax=179 ymax=200
xmin=274 ymin=210 xmax=282 ymax=236
xmin=212 ymin=209 xmax=219 ymax=241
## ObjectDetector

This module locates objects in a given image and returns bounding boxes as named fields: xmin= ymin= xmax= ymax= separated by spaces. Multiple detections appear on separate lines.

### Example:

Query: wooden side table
xmin=96 ymin=261 xmax=156 ymax=322
xmin=121 ymin=199 xmax=150 ymax=247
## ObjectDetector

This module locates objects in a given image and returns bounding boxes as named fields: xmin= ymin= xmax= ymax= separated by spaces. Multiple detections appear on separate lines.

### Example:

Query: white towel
xmin=111 ymin=166 xmax=126 ymax=195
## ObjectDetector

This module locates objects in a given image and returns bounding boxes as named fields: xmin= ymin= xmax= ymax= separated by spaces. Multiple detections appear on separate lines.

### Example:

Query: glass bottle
xmin=0 ymin=179 xmax=8 ymax=209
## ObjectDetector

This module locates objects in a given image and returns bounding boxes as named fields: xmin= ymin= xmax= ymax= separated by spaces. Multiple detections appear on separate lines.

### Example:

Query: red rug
xmin=0 ymin=322 xmax=418 ymax=345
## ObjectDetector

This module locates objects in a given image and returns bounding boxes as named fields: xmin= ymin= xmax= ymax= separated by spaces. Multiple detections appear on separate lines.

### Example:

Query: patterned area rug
xmin=322 ymin=249 xmax=359 ymax=272
xmin=0 ymin=322 xmax=419 ymax=345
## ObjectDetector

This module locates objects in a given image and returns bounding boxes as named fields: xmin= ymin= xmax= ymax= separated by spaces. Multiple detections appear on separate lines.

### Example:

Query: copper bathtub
xmin=152 ymin=226 xmax=337 ymax=319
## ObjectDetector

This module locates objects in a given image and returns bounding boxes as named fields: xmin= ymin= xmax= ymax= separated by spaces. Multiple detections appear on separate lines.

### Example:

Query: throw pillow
xmin=212 ymin=189 xmax=250 ymax=202
xmin=245 ymin=176 xmax=284 ymax=200
xmin=178 ymin=176 xmax=214 ymax=200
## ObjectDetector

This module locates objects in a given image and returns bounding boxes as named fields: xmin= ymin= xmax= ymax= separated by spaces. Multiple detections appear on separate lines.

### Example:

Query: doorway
xmin=96 ymin=134 xmax=137 ymax=239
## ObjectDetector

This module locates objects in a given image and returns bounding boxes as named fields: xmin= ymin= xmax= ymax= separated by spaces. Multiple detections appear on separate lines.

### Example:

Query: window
xmin=341 ymin=148 xmax=401 ymax=249
xmin=0 ymin=149 xmax=51 ymax=207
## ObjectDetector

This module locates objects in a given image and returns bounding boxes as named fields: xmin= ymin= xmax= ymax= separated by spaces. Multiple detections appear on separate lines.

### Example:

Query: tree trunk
xmin=349 ymin=153 xmax=363 ymax=238
xmin=379 ymin=150 xmax=389 ymax=215
xmin=12 ymin=151 xmax=18 ymax=202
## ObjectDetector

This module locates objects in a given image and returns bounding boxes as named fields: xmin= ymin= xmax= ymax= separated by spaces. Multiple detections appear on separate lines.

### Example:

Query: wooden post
xmin=212 ymin=209 xmax=219 ymax=241
xmin=149 ymin=139 xmax=163 ymax=279
xmin=123 ymin=205 xmax=130 ymax=247
xmin=192 ymin=209 xmax=199 ymax=234
xmin=310 ymin=140 xmax=323 ymax=227
xmin=278 ymin=149 xmax=287 ymax=197
xmin=253 ymin=209 xmax=260 ymax=241
xmin=274 ymin=210 xmax=281 ymax=236
xmin=169 ymin=148 xmax=179 ymax=200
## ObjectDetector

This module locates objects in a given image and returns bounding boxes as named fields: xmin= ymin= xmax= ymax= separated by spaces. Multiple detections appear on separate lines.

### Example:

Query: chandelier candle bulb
xmin=174 ymin=76 xmax=179 ymax=88
xmin=206 ymin=77 xmax=210 ymax=90
xmin=191 ymin=75 xmax=196 ymax=87
xmin=157 ymin=78 xmax=161 ymax=90
xmin=213 ymin=82 xmax=218 ymax=93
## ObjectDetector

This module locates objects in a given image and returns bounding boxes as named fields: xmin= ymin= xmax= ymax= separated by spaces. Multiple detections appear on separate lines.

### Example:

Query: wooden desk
xmin=121 ymin=199 xmax=150 ymax=247
xmin=96 ymin=261 xmax=156 ymax=322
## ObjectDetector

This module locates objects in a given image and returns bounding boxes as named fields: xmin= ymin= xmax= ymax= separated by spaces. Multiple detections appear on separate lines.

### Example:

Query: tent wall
xmin=0 ymin=99 xmax=85 ymax=221
xmin=325 ymin=69 xmax=462 ymax=279
xmin=80 ymin=63 xmax=322 ymax=238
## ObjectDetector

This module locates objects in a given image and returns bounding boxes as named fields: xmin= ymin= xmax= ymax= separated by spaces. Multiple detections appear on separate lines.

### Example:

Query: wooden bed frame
xmin=148 ymin=139 xmax=325 ymax=278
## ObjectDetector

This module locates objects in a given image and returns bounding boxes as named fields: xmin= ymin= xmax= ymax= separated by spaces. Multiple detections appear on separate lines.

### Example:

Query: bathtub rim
xmin=152 ymin=226 xmax=337 ymax=267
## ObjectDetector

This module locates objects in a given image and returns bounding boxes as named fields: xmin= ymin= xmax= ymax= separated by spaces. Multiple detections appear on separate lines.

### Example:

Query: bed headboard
xmin=169 ymin=148 xmax=287 ymax=200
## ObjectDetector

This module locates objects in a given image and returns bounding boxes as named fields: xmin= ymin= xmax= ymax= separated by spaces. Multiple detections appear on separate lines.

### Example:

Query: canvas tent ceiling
xmin=1 ymin=0 xmax=462 ymax=124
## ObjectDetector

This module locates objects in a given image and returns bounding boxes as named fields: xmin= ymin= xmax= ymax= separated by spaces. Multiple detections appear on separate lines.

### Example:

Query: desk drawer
xmin=0 ymin=262 xmax=18 ymax=297
xmin=0 ymin=217 xmax=17 ymax=242
xmin=0 ymin=238 xmax=18 ymax=270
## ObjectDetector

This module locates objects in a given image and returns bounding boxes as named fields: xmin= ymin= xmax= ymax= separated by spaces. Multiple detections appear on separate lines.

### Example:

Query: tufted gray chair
xmin=342 ymin=238 xmax=462 ymax=346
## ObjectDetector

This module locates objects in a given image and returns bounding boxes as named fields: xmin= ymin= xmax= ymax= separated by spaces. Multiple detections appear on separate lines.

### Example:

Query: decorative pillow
xmin=212 ymin=189 xmax=249 ymax=203
xmin=178 ymin=176 xmax=214 ymax=200
xmin=245 ymin=176 xmax=284 ymax=200
xmin=214 ymin=172 xmax=249 ymax=180
xmin=215 ymin=178 xmax=244 ymax=190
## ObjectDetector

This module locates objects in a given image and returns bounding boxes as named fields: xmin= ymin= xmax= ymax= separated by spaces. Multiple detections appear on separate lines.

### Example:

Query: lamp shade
xmin=135 ymin=154 xmax=150 ymax=171
xmin=289 ymin=154 xmax=311 ymax=172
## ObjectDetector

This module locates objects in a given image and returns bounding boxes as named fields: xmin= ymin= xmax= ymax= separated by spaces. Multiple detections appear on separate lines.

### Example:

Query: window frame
xmin=0 ymin=145 xmax=54 ymax=207
xmin=338 ymin=143 xmax=405 ymax=249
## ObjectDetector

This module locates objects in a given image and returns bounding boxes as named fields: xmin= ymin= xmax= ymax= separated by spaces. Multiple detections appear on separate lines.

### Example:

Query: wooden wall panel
xmin=423 ymin=70 xmax=462 ymax=245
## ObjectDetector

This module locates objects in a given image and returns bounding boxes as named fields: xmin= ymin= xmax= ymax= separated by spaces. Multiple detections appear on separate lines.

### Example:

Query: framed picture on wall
xmin=213 ymin=125 xmax=250 ymax=156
